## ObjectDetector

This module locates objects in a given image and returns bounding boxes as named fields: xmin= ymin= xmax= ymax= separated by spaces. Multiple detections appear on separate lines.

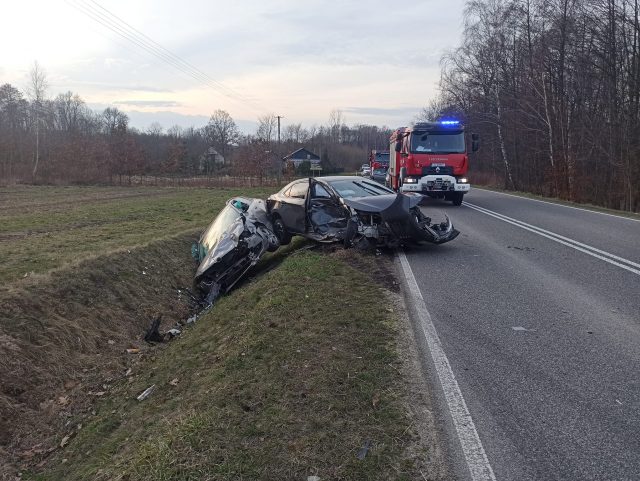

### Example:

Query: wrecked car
xmin=266 ymin=176 xmax=459 ymax=248
xmin=192 ymin=197 xmax=279 ymax=304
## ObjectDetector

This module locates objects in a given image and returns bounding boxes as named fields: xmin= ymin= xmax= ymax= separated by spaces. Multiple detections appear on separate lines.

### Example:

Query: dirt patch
xmin=0 ymin=232 xmax=200 ymax=478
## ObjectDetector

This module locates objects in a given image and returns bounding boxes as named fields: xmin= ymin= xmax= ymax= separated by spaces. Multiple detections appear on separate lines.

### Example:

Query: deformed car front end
xmin=192 ymin=197 xmax=279 ymax=304
xmin=342 ymin=191 xmax=458 ymax=247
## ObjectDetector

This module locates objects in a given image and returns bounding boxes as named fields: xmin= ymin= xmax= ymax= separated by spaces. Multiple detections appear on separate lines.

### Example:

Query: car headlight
xmin=458 ymin=177 xmax=468 ymax=183
xmin=404 ymin=178 xmax=418 ymax=184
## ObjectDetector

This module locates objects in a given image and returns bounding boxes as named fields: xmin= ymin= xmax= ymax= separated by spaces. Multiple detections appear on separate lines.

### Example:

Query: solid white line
xmin=463 ymin=202 xmax=640 ymax=276
xmin=475 ymin=187 xmax=640 ymax=223
xmin=398 ymin=251 xmax=497 ymax=481
xmin=464 ymin=202 xmax=640 ymax=270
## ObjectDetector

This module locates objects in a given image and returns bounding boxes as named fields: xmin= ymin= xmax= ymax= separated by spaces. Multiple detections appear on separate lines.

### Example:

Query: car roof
xmin=316 ymin=175 xmax=370 ymax=182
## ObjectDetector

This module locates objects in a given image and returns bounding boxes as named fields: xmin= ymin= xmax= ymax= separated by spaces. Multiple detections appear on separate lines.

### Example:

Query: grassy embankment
xmin=1 ymin=185 xmax=444 ymax=480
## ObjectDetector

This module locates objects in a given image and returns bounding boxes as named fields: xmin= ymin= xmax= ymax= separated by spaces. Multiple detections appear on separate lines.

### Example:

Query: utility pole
xmin=276 ymin=115 xmax=283 ymax=144
xmin=276 ymin=115 xmax=284 ymax=184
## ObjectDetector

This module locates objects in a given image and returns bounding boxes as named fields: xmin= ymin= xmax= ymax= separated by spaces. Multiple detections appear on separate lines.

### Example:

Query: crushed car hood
xmin=342 ymin=193 xmax=422 ymax=213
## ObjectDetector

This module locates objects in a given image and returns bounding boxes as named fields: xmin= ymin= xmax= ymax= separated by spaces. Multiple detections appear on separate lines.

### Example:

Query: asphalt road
xmin=405 ymin=188 xmax=640 ymax=481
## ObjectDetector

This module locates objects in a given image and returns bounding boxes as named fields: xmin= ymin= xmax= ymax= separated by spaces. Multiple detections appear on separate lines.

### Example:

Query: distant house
xmin=198 ymin=147 xmax=226 ymax=173
xmin=206 ymin=147 xmax=225 ymax=165
xmin=282 ymin=148 xmax=320 ymax=167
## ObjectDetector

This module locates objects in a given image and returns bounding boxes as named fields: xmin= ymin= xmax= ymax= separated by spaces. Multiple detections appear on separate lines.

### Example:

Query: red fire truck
xmin=388 ymin=121 xmax=479 ymax=205
xmin=368 ymin=150 xmax=390 ymax=170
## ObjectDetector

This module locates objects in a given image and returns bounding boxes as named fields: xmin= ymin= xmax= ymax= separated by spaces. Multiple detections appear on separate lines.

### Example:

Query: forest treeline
xmin=0 ymin=68 xmax=391 ymax=184
xmin=432 ymin=0 xmax=640 ymax=211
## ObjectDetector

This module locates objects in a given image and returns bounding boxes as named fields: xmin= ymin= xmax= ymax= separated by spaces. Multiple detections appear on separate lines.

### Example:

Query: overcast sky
xmin=0 ymin=0 xmax=466 ymax=132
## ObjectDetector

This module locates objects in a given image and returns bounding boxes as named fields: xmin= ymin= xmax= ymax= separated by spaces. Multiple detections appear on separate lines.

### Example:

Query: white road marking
xmin=398 ymin=251 xmax=497 ymax=481
xmin=464 ymin=202 xmax=640 ymax=276
xmin=475 ymin=188 xmax=640 ymax=223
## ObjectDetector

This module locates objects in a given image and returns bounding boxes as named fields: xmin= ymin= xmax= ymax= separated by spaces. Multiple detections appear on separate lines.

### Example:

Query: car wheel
xmin=452 ymin=192 xmax=464 ymax=206
xmin=272 ymin=217 xmax=292 ymax=245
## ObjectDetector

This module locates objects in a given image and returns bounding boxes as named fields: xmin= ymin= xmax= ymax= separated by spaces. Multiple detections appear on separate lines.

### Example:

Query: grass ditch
xmin=0 ymin=185 xmax=272 ymax=477
xmin=26 ymin=249 xmax=436 ymax=481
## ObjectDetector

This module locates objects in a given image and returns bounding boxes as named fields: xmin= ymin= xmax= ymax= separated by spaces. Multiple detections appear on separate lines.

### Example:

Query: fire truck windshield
xmin=411 ymin=132 xmax=465 ymax=154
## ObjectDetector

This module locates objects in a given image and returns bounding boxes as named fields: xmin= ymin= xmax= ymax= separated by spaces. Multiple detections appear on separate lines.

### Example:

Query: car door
xmin=278 ymin=179 xmax=308 ymax=233
xmin=306 ymin=180 xmax=348 ymax=238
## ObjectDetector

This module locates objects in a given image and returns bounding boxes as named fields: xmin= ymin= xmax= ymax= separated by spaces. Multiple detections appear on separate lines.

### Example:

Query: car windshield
xmin=327 ymin=179 xmax=394 ymax=198
xmin=201 ymin=203 xmax=241 ymax=249
xmin=411 ymin=132 xmax=465 ymax=153
xmin=373 ymin=168 xmax=387 ymax=174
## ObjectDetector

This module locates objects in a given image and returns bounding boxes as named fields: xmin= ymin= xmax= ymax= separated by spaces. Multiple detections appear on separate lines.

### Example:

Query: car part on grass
xmin=267 ymin=176 xmax=459 ymax=248
xmin=192 ymin=197 xmax=279 ymax=305
xmin=143 ymin=316 xmax=164 ymax=343
xmin=136 ymin=384 xmax=156 ymax=401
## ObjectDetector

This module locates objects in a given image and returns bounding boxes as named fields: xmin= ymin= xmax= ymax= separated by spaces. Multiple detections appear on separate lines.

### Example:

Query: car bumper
xmin=401 ymin=175 xmax=470 ymax=193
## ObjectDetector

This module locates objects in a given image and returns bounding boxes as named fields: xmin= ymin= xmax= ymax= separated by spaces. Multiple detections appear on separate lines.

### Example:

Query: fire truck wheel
xmin=452 ymin=192 xmax=464 ymax=206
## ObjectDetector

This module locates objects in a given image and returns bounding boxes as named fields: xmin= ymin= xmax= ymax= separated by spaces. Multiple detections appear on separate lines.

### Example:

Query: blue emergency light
xmin=440 ymin=120 xmax=460 ymax=126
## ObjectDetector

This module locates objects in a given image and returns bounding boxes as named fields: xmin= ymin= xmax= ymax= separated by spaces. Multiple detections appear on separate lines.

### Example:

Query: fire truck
xmin=368 ymin=150 xmax=390 ymax=170
xmin=388 ymin=121 xmax=479 ymax=205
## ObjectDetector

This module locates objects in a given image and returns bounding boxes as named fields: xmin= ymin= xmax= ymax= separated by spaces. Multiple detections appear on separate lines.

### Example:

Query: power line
xmin=85 ymin=0 xmax=254 ymax=105
xmin=65 ymin=0 xmax=268 ymax=115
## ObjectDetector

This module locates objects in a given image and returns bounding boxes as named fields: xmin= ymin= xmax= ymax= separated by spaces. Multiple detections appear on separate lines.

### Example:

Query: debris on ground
xmin=356 ymin=439 xmax=372 ymax=460
xmin=166 ymin=328 xmax=181 ymax=338
xmin=143 ymin=316 xmax=164 ymax=343
xmin=136 ymin=384 xmax=156 ymax=401
xmin=59 ymin=434 xmax=72 ymax=448
xmin=168 ymin=378 xmax=179 ymax=386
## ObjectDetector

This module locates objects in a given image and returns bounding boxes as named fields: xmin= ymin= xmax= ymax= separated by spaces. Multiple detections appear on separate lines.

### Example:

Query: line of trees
xmin=0 ymin=65 xmax=393 ymax=185
xmin=432 ymin=0 xmax=640 ymax=211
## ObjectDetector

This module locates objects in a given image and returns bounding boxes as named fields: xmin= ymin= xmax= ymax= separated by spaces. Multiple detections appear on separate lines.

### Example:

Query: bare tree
xmin=256 ymin=114 xmax=278 ymax=143
xmin=27 ymin=61 xmax=49 ymax=179
xmin=328 ymin=109 xmax=344 ymax=143
xmin=102 ymin=107 xmax=128 ymax=134
xmin=204 ymin=109 xmax=240 ymax=160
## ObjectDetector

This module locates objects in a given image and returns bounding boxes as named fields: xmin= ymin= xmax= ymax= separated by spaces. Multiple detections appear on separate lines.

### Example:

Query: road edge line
xmin=398 ymin=251 xmax=496 ymax=481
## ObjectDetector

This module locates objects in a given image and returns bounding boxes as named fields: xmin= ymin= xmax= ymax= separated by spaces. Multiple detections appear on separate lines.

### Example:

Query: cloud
xmin=344 ymin=106 xmax=420 ymax=117
xmin=66 ymin=81 xmax=173 ymax=93
xmin=114 ymin=100 xmax=182 ymax=107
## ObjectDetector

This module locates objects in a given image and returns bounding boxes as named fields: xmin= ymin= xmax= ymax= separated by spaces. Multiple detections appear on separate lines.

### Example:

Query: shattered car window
xmin=313 ymin=184 xmax=332 ymax=198
xmin=328 ymin=179 xmax=394 ymax=198
xmin=289 ymin=181 xmax=309 ymax=199
xmin=201 ymin=204 xmax=242 ymax=254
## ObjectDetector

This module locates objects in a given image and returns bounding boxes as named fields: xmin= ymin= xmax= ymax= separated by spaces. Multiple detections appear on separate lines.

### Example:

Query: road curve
xmin=403 ymin=189 xmax=640 ymax=481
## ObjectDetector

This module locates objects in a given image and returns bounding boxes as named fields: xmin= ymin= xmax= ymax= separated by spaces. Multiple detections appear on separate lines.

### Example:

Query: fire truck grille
xmin=423 ymin=166 xmax=453 ymax=176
